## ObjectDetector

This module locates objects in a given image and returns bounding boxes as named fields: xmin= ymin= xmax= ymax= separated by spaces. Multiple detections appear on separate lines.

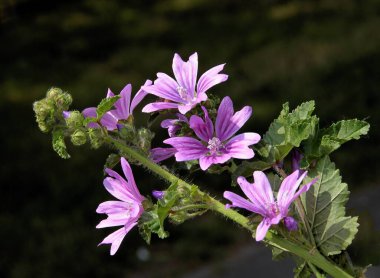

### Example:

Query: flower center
xmin=123 ymin=201 xmax=135 ymax=218
xmin=266 ymin=202 xmax=280 ymax=218
xmin=177 ymin=86 xmax=196 ymax=103
xmin=207 ymin=137 xmax=224 ymax=155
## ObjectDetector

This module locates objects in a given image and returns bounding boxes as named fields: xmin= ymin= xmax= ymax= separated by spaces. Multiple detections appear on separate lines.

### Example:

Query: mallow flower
xmin=142 ymin=52 xmax=228 ymax=114
xmin=224 ymin=170 xmax=317 ymax=241
xmin=163 ymin=96 xmax=261 ymax=170
xmin=96 ymin=157 xmax=145 ymax=255
xmin=82 ymin=80 xmax=152 ymax=131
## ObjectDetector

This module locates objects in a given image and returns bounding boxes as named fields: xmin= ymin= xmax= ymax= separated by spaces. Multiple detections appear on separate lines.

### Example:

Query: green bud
xmin=70 ymin=129 xmax=87 ymax=146
xmin=65 ymin=110 xmax=84 ymax=129
xmin=119 ymin=123 xmax=136 ymax=142
xmin=47 ymin=87 xmax=72 ymax=111
xmin=33 ymin=98 xmax=55 ymax=133
xmin=88 ymin=128 xmax=103 ymax=149
xmin=137 ymin=127 xmax=154 ymax=153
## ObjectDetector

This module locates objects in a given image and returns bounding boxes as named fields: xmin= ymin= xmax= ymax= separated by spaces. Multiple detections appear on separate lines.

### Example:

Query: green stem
xmin=107 ymin=137 xmax=353 ymax=278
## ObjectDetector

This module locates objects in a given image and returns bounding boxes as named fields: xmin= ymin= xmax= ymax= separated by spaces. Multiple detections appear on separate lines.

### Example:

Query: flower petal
xmin=189 ymin=107 xmax=214 ymax=142
xmin=113 ymin=84 xmax=132 ymax=120
xmin=197 ymin=63 xmax=228 ymax=95
xmin=224 ymin=133 xmax=261 ymax=159
xmin=224 ymin=191 xmax=265 ymax=215
xmin=143 ymin=75 xmax=183 ymax=103
xmin=142 ymin=102 xmax=179 ymax=113
xmin=172 ymin=53 xmax=198 ymax=99
xmin=100 ymin=112 xmax=118 ymax=130
xmin=164 ymin=137 xmax=207 ymax=161
xmin=103 ymin=177 xmax=136 ymax=202
xmin=288 ymin=177 xmax=318 ymax=208
xmin=236 ymin=176 xmax=268 ymax=216
xmin=98 ymin=222 xmax=137 ymax=255
xmin=253 ymin=171 xmax=275 ymax=204
xmin=130 ymin=80 xmax=152 ymax=114
xmin=256 ymin=219 xmax=271 ymax=241
xmin=215 ymin=97 xmax=234 ymax=140
xmin=120 ymin=158 xmax=144 ymax=202
xmin=150 ymin=147 xmax=177 ymax=162
xmin=217 ymin=99 xmax=252 ymax=141
xmin=199 ymin=153 xmax=230 ymax=170
xmin=277 ymin=170 xmax=303 ymax=211
xmin=178 ymin=103 xmax=194 ymax=114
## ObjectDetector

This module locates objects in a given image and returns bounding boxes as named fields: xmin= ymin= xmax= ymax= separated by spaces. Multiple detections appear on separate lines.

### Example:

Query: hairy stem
xmin=108 ymin=137 xmax=353 ymax=278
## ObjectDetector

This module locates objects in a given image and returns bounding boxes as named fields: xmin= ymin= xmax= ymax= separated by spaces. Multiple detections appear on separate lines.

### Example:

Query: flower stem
xmin=107 ymin=137 xmax=353 ymax=278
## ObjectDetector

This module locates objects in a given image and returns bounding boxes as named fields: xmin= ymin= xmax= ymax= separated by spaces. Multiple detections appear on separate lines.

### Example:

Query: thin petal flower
xmin=150 ymin=147 xmax=177 ymax=162
xmin=97 ymin=158 xmax=145 ymax=255
xmin=142 ymin=52 xmax=228 ymax=114
xmin=82 ymin=82 xmax=149 ymax=131
xmin=224 ymin=170 xmax=317 ymax=241
xmin=163 ymin=97 xmax=260 ymax=170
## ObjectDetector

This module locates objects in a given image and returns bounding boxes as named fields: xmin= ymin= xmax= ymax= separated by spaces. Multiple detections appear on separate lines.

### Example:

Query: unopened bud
xmin=71 ymin=129 xmax=87 ymax=146
xmin=33 ymin=99 xmax=55 ymax=133
xmin=152 ymin=190 xmax=165 ymax=200
xmin=65 ymin=110 xmax=84 ymax=129
xmin=47 ymin=87 xmax=72 ymax=110
xmin=284 ymin=216 xmax=298 ymax=231
xmin=88 ymin=128 xmax=103 ymax=149
xmin=138 ymin=127 xmax=154 ymax=152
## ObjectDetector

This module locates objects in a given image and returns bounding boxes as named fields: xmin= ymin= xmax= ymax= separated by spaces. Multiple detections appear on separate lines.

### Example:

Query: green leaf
xmin=305 ymin=119 xmax=370 ymax=159
xmin=138 ymin=182 xmax=180 ymax=243
xmin=52 ymin=129 xmax=70 ymax=159
xmin=96 ymin=95 xmax=120 ymax=119
xmin=301 ymin=156 xmax=359 ymax=256
xmin=261 ymin=101 xmax=318 ymax=162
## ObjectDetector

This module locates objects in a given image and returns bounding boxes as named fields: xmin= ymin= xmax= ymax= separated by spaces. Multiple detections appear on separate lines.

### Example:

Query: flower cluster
xmin=92 ymin=52 xmax=315 ymax=254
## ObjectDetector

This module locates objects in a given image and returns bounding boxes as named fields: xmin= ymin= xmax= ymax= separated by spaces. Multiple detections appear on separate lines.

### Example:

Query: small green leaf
xmin=52 ymin=129 xmax=70 ymax=159
xmin=96 ymin=95 xmax=120 ymax=119
xmin=305 ymin=119 xmax=370 ymax=159
xmin=261 ymin=101 xmax=318 ymax=162
xmin=301 ymin=156 xmax=359 ymax=256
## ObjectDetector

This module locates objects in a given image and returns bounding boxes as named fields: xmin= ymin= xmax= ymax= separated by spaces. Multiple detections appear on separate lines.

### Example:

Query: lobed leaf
xmin=304 ymin=119 xmax=370 ymax=160
xmin=301 ymin=156 xmax=358 ymax=256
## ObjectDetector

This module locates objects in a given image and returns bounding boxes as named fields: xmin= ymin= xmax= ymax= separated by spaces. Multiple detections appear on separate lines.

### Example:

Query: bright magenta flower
xmin=96 ymin=158 xmax=145 ymax=255
xmin=142 ymin=52 xmax=228 ymax=114
xmin=224 ymin=170 xmax=317 ymax=241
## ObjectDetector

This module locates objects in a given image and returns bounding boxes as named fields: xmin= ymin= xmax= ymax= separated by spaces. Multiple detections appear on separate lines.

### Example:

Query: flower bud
xmin=47 ymin=87 xmax=72 ymax=110
xmin=284 ymin=216 xmax=298 ymax=231
xmin=138 ymin=127 xmax=154 ymax=152
xmin=88 ymin=128 xmax=103 ymax=149
xmin=152 ymin=190 xmax=165 ymax=200
xmin=65 ymin=110 xmax=84 ymax=129
xmin=71 ymin=129 xmax=87 ymax=146
xmin=33 ymin=99 xmax=55 ymax=133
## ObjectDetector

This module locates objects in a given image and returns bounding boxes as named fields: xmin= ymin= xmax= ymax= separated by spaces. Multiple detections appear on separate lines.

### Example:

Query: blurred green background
xmin=1 ymin=0 xmax=380 ymax=277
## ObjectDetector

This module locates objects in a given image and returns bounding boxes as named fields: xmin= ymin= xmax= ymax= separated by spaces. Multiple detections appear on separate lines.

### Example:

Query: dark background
xmin=1 ymin=0 xmax=380 ymax=277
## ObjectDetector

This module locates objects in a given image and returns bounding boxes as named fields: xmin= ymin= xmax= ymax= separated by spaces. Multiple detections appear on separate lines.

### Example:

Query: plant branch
xmin=107 ymin=137 xmax=353 ymax=278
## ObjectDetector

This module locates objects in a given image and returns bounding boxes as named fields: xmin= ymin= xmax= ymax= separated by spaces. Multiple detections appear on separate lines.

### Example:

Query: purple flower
xmin=142 ymin=52 xmax=228 ymax=114
xmin=161 ymin=113 xmax=189 ymax=137
xmin=108 ymin=80 xmax=152 ymax=120
xmin=83 ymin=80 xmax=152 ymax=131
xmin=224 ymin=170 xmax=317 ymax=241
xmin=82 ymin=108 xmax=118 ymax=131
xmin=96 ymin=157 xmax=145 ymax=255
xmin=150 ymin=147 xmax=177 ymax=163
xmin=163 ymin=96 xmax=261 ymax=170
